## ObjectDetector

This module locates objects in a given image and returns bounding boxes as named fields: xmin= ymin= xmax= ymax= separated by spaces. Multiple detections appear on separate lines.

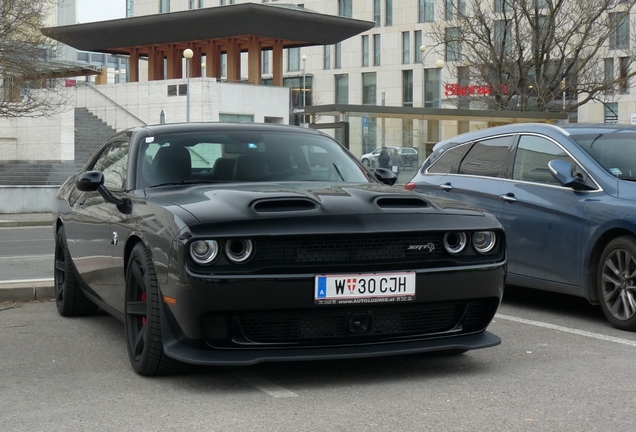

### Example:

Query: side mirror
xmin=548 ymin=160 xmax=588 ymax=190
xmin=76 ymin=170 xmax=132 ymax=213
xmin=76 ymin=171 xmax=104 ymax=192
xmin=374 ymin=167 xmax=398 ymax=186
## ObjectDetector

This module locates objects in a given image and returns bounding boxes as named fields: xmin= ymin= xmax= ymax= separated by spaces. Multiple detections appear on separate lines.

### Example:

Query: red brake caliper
xmin=141 ymin=292 xmax=147 ymax=325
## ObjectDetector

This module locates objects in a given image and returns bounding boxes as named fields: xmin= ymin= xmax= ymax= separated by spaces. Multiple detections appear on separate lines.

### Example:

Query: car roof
xmin=432 ymin=122 xmax=636 ymax=153
xmin=124 ymin=122 xmax=326 ymax=137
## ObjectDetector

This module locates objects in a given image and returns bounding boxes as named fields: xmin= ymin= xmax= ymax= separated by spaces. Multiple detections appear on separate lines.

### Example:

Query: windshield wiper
xmin=147 ymin=179 xmax=225 ymax=188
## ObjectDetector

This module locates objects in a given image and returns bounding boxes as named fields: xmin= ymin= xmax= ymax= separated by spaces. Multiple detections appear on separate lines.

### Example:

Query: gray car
xmin=405 ymin=123 xmax=636 ymax=331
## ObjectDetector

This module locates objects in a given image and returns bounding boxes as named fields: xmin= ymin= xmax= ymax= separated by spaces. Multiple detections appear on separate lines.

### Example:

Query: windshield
xmin=571 ymin=132 xmax=636 ymax=179
xmin=136 ymin=130 xmax=372 ymax=188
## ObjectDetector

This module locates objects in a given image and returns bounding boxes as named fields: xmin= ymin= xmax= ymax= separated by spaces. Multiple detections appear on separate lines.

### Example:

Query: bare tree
xmin=430 ymin=0 xmax=636 ymax=112
xmin=0 ymin=0 xmax=69 ymax=118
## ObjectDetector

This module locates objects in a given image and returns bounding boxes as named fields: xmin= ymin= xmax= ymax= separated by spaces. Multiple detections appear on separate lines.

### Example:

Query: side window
xmin=91 ymin=140 xmax=129 ymax=190
xmin=427 ymin=142 xmax=471 ymax=174
xmin=513 ymin=135 xmax=575 ymax=185
xmin=458 ymin=135 xmax=514 ymax=178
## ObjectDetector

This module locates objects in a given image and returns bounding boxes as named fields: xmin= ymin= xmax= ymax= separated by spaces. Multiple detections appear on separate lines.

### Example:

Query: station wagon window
xmin=458 ymin=135 xmax=514 ymax=177
xmin=513 ymin=135 xmax=576 ymax=185
xmin=427 ymin=142 xmax=471 ymax=174
xmin=91 ymin=140 xmax=129 ymax=190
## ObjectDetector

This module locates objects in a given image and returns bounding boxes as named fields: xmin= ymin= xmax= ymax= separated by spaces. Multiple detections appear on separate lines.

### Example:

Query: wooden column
xmin=190 ymin=47 xmax=202 ymax=78
xmin=205 ymin=41 xmax=222 ymax=79
xmin=226 ymin=38 xmax=241 ymax=83
xmin=167 ymin=45 xmax=182 ymax=79
xmin=129 ymin=48 xmax=139 ymax=83
xmin=247 ymin=37 xmax=262 ymax=85
xmin=148 ymin=46 xmax=163 ymax=81
xmin=272 ymin=40 xmax=284 ymax=87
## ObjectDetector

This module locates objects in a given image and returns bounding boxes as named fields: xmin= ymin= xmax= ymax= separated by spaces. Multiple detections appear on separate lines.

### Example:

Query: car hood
xmin=144 ymin=182 xmax=497 ymax=235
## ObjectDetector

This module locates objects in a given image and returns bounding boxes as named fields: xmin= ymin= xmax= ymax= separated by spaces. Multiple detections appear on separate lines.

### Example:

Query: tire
xmin=54 ymin=226 xmax=98 ymax=317
xmin=125 ymin=243 xmax=183 ymax=376
xmin=598 ymin=236 xmax=636 ymax=331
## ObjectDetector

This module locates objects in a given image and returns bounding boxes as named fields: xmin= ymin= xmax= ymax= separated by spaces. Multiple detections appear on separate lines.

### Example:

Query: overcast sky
xmin=77 ymin=0 xmax=126 ymax=23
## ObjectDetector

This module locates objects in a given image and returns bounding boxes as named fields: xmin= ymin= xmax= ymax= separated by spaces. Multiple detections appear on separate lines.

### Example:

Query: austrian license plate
xmin=314 ymin=271 xmax=416 ymax=305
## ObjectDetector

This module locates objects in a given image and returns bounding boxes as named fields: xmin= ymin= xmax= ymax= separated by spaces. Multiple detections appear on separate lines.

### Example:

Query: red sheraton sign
xmin=445 ymin=83 xmax=510 ymax=97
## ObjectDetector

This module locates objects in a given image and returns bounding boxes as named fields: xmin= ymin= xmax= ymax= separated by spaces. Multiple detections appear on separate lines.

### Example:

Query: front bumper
xmin=157 ymin=263 xmax=505 ymax=365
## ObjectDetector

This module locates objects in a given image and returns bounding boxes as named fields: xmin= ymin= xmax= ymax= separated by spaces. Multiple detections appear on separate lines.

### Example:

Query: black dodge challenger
xmin=53 ymin=122 xmax=506 ymax=376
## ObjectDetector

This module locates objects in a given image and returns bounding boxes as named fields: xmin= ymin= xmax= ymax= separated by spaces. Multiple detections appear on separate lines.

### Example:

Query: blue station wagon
xmin=406 ymin=123 xmax=636 ymax=331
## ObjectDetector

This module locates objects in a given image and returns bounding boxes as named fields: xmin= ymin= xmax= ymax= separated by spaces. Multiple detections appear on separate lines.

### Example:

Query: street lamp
xmin=301 ymin=54 xmax=307 ymax=124
xmin=114 ymin=69 xmax=120 ymax=84
xmin=183 ymin=48 xmax=194 ymax=122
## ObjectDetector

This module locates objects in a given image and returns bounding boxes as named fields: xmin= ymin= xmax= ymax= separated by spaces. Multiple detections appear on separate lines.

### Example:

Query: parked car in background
xmin=406 ymin=123 xmax=636 ymax=331
xmin=361 ymin=147 xmax=419 ymax=168
xmin=53 ymin=122 xmax=506 ymax=375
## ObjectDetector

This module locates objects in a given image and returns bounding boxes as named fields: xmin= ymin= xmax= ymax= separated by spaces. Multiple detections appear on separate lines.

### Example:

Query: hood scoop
xmin=375 ymin=196 xmax=430 ymax=209
xmin=252 ymin=198 xmax=319 ymax=213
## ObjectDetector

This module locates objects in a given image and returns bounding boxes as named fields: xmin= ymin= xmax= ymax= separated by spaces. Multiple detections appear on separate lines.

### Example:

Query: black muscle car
xmin=53 ymin=122 xmax=506 ymax=376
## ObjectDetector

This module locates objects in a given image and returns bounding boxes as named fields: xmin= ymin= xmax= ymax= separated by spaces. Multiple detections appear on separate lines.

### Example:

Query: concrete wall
xmin=0 ymin=186 xmax=59 ymax=213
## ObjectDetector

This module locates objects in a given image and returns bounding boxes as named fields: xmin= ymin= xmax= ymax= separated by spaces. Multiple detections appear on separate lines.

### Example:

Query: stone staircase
xmin=0 ymin=108 xmax=116 ymax=186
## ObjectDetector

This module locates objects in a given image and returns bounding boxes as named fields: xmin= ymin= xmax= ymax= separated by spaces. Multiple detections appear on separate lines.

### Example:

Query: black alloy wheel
xmin=125 ymin=243 xmax=183 ymax=376
xmin=54 ymin=226 xmax=97 ymax=317
xmin=598 ymin=236 xmax=636 ymax=331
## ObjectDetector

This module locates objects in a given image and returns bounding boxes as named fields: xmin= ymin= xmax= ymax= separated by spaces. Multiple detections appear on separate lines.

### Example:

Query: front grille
xmin=254 ymin=234 xmax=445 ymax=264
xmin=201 ymin=299 xmax=497 ymax=346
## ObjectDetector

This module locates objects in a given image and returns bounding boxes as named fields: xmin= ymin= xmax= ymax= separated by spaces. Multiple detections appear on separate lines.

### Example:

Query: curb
xmin=0 ymin=279 xmax=55 ymax=302
xmin=0 ymin=221 xmax=53 ymax=228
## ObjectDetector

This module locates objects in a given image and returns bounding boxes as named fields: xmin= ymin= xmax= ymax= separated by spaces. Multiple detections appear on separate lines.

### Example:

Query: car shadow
xmin=501 ymin=284 xmax=606 ymax=324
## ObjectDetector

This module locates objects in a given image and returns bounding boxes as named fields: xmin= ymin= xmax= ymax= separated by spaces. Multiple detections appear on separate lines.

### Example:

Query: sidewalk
xmin=0 ymin=213 xmax=55 ymax=302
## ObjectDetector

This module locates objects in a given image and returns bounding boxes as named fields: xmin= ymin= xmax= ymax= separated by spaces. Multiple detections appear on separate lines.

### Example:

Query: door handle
xmin=500 ymin=193 xmax=517 ymax=203
xmin=440 ymin=182 xmax=453 ymax=191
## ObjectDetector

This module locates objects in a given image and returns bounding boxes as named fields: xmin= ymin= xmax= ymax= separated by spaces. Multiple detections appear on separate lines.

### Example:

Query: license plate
xmin=314 ymin=271 xmax=416 ymax=305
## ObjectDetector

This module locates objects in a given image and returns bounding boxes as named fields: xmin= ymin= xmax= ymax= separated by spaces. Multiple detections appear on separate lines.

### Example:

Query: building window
xmin=495 ymin=0 xmax=513 ymax=12
xmin=445 ymin=27 xmax=462 ymax=62
xmin=189 ymin=0 xmax=195 ymax=8
xmin=445 ymin=0 xmax=466 ymax=20
xmin=199 ymin=0 xmax=204 ymax=6
xmin=220 ymin=0 xmax=235 ymax=5
xmin=126 ymin=0 xmax=134 ymax=16
xmin=419 ymin=0 xmax=434 ymax=23
xmin=494 ymin=20 xmax=512 ymax=54
xmin=424 ymin=68 xmax=442 ymax=107
xmin=610 ymin=13 xmax=630 ymax=49
xmin=385 ymin=0 xmax=392 ymax=26
xmin=288 ymin=47 xmax=300 ymax=72
xmin=335 ymin=43 xmax=342 ymax=69
xmin=339 ymin=0 xmax=352 ymax=17
xmin=263 ymin=51 xmax=270 ymax=75
xmin=373 ymin=34 xmax=381 ymax=66
xmin=221 ymin=53 xmax=227 ymax=77
xmin=620 ymin=56 xmax=629 ymax=94
xmin=362 ymin=35 xmax=369 ymax=67
xmin=160 ymin=0 xmax=170 ymax=13
xmin=605 ymin=102 xmax=618 ymax=124
xmin=335 ymin=74 xmax=349 ymax=104
xmin=414 ymin=31 xmax=423 ymax=63
xmin=323 ymin=46 xmax=331 ymax=70
xmin=374 ymin=0 xmax=381 ymax=26
xmin=362 ymin=72 xmax=377 ymax=105
xmin=402 ymin=70 xmax=413 ymax=107
xmin=402 ymin=32 xmax=410 ymax=64
xmin=605 ymin=58 xmax=614 ymax=95
xmin=457 ymin=65 xmax=470 ymax=109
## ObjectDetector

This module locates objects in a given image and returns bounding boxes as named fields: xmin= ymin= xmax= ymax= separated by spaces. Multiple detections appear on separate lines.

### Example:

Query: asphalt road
xmin=0 ymin=226 xmax=53 ymax=281
xmin=2 ymin=287 xmax=636 ymax=431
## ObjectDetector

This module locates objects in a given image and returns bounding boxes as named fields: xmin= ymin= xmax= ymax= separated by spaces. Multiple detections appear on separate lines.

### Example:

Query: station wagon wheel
xmin=125 ymin=243 xmax=183 ymax=376
xmin=598 ymin=236 xmax=636 ymax=331
xmin=54 ymin=226 xmax=97 ymax=317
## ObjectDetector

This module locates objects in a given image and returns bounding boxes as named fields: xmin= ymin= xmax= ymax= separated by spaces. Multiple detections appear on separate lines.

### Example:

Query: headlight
xmin=225 ymin=239 xmax=254 ymax=264
xmin=472 ymin=231 xmax=497 ymax=254
xmin=190 ymin=240 xmax=219 ymax=265
xmin=443 ymin=232 xmax=468 ymax=255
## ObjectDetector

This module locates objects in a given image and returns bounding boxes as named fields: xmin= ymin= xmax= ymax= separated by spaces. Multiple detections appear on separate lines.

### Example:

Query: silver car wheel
xmin=599 ymin=236 xmax=636 ymax=330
